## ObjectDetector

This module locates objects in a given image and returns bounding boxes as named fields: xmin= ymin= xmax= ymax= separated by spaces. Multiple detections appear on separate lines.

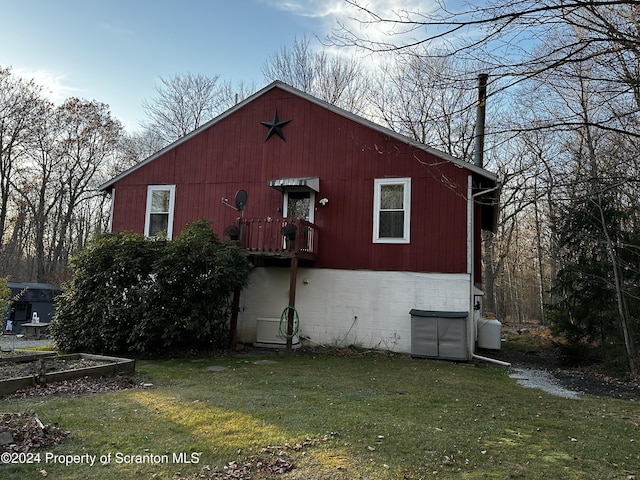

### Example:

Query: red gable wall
xmin=110 ymin=86 xmax=474 ymax=273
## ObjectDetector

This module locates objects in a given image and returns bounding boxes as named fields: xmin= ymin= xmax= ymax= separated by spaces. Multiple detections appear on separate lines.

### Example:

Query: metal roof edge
xmin=268 ymin=176 xmax=320 ymax=192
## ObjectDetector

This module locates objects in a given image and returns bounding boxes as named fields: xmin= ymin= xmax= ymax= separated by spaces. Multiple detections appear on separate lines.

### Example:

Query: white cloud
xmin=264 ymin=0 xmax=438 ymax=46
xmin=260 ymin=0 xmax=447 ymax=76
xmin=13 ymin=67 xmax=82 ymax=104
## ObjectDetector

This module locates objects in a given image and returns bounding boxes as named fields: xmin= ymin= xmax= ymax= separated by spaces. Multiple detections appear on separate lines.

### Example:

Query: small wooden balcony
xmin=238 ymin=217 xmax=318 ymax=261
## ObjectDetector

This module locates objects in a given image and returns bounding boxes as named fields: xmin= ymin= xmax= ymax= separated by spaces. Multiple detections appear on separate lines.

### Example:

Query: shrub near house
xmin=50 ymin=220 xmax=249 ymax=355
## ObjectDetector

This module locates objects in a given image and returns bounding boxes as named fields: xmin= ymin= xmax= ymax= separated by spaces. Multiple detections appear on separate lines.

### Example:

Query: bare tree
xmin=487 ymin=36 xmax=640 ymax=371
xmin=570 ymin=65 xmax=638 ymax=374
xmin=141 ymin=73 xmax=222 ymax=147
xmin=50 ymin=98 xmax=123 ymax=274
xmin=215 ymin=79 xmax=256 ymax=112
xmin=369 ymin=52 xmax=483 ymax=160
xmin=329 ymin=1 xmax=640 ymax=135
xmin=0 ymin=68 xmax=127 ymax=283
xmin=115 ymin=130 xmax=163 ymax=174
xmin=12 ymin=100 xmax=62 ymax=281
xmin=262 ymin=35 xmax=370 ymax=114
xmin=0 ymin=68 xmax=44 ymax=246
xmin=330 ymin=2 xmax=640 ymax=73
xmin=140 ymin=74 xmax=254 ymax=150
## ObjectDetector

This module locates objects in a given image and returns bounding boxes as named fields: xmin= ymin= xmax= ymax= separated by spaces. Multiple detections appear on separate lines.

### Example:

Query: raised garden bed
xmin=0 ymin=354 xmax=135 ymax=397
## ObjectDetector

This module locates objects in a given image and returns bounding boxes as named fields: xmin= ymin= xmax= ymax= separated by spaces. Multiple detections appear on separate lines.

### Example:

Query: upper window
xmin=373 ymin=178 xmax=411 ymax=244
xmin=144 ymin=185 xmax=176 ymax=239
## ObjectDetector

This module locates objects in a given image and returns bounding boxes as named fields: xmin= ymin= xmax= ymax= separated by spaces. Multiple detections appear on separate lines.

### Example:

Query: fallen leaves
xmin=0 ymin=377 xmax=138 ymax=455
xmin=3 ymin=375 xmax=139 ymax=399
xmin=0 ymin=412 xmax=70 ymax=454
xmin=178 ymin=434 xmax=338 ymax=480
xmin=183 ymin=452 xmax=293 ymax=479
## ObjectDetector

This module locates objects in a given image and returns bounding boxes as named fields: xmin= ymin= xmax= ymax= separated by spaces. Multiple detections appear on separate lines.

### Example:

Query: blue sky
xmin=1 ymin=0 xmax=373 ymax=131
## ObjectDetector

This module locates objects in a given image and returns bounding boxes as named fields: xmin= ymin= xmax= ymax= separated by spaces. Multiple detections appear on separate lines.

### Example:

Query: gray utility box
xmin=410 ymin=310 xmax=468 ymax=361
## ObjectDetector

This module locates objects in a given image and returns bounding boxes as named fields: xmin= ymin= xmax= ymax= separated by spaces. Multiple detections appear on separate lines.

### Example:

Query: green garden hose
xmin=279 ymin=305 xmax=300 ymax=339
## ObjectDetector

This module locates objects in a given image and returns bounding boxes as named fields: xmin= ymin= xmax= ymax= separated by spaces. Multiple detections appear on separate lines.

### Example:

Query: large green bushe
xmin=49 ymin=219 xmax=249 ymax=356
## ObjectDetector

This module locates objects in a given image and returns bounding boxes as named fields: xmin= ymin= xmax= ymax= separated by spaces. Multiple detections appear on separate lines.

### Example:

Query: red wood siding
xmin=110 ymin=86 xmax=476 ymax=274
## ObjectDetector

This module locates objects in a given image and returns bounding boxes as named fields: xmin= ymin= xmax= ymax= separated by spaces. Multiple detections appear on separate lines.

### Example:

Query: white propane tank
xmin=477 ymin=316 xmax=502 ymax=350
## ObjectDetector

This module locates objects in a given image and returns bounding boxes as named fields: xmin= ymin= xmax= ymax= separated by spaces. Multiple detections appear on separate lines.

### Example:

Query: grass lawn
xmin=2 ymin=350 xmax=638 ymax=479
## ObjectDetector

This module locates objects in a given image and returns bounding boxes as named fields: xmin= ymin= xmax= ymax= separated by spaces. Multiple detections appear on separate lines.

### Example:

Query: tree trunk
xmin=596 ymin=198 xmax=637 ymax=375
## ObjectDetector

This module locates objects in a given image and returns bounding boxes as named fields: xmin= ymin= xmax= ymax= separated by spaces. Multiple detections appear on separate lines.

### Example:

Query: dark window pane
xmin=149 ymin=213 xmax=168 ymax=237
xmin=379 ymin=211 xmax=404 ymax=238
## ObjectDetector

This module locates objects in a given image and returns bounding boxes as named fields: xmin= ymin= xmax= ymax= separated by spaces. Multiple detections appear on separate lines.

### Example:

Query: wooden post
xmin=39 ymin=359 xmax=46 ymax=384
xmin=229 ymin=288 xmax=241 ymax=348
xmin=286 ymin=256 xmax=298 ymax=352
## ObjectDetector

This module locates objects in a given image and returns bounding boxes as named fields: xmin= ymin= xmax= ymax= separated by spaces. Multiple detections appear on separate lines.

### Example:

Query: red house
xmin=100 ymin=81 xmax=499 ymax=360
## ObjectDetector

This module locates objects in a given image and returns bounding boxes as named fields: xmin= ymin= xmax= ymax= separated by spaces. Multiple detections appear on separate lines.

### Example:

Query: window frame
xmin=372 ymin=178 xmax=411 ymax=244
xmin=144 ymin=185 xmax=176 ymax=239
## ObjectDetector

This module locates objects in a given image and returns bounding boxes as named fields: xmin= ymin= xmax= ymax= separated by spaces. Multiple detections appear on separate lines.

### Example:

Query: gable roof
xmin=100 ymin=81 xmax=497 ymax=192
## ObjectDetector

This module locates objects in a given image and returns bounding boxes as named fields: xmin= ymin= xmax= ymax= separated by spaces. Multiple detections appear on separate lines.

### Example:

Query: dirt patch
xmin=0 ymin=357 xmax=109 ymax=381
xmin=549 ymin=368 xmax=640 ymax=400
xmin=3 ymin=375 xmax=140 ymax=400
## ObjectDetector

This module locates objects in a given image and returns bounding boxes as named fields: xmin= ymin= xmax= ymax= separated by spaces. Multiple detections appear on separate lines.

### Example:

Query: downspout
xmin=468 ymin=73 xmax=510 ymax=367
xmin=467 ymin=176 xmax=474 ymax=360
xmin=472 ymin=353 xmax=511 ymax=367
xmin=469 ymin=184 xmax=507 ymax=367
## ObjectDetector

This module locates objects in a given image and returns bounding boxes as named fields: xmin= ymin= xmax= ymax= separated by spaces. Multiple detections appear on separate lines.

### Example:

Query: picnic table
xmin=21 ymin=322 xmax=49 ymax=339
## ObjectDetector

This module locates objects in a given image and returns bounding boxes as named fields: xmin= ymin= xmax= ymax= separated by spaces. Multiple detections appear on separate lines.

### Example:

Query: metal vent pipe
xmin=474 ymin=73 xmax=489 ymax=169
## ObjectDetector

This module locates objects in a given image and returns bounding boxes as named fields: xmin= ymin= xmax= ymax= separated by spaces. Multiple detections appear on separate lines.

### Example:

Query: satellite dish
xmin=235 ymin=189 xmax=248 ymax=211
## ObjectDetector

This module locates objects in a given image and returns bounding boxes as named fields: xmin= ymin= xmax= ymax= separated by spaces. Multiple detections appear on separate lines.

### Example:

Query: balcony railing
xmin=238 ymin=217 xmax=317 ymax=260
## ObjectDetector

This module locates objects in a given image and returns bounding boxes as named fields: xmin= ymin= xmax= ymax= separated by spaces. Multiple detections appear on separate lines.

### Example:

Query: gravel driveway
xmin=488 ymin=347 xmax=640 ymax=400
xmin=0 ymin=334 xmax=53 ymax=350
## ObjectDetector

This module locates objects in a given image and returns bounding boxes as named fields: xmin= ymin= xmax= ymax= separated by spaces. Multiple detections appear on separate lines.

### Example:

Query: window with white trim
xmin=373 ymin=178 xmax=411 ymax=243
xmin=144 ymin=185 xmax=176 ymax=239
